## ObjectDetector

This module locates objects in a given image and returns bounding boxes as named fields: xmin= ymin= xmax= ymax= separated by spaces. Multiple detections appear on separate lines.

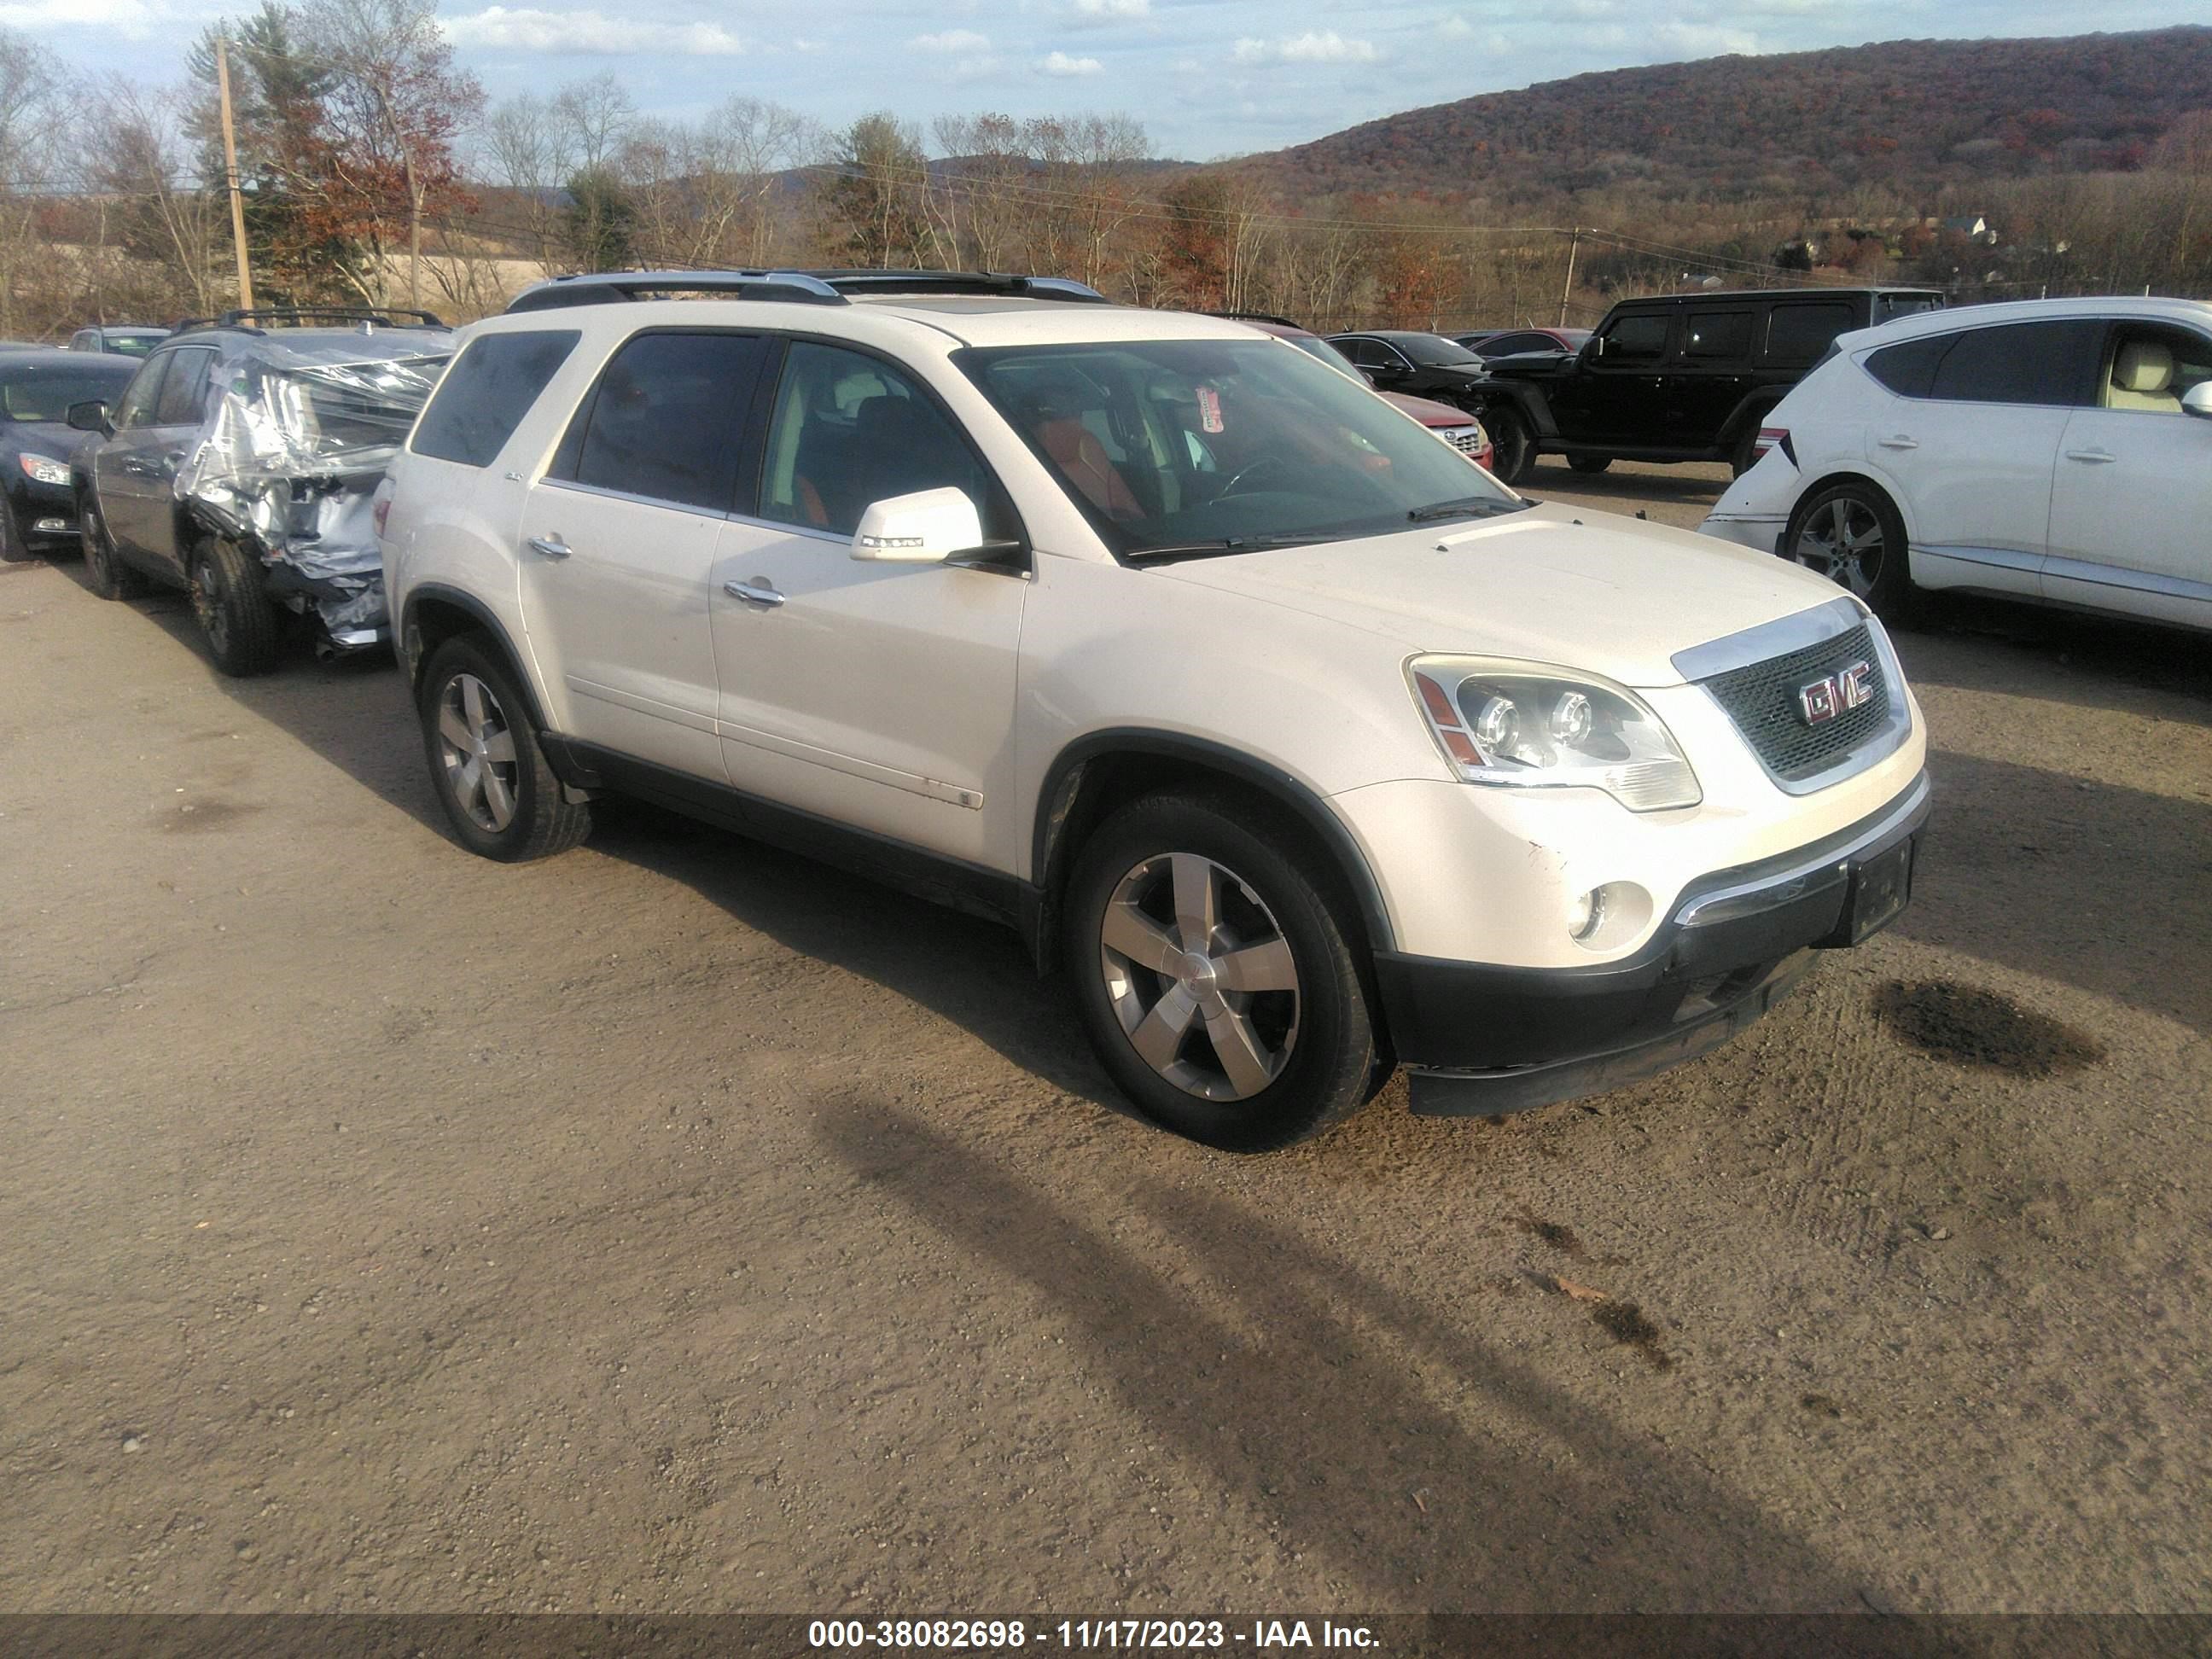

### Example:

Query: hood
xmin=5 ymin=421 xmax=89 ymax=464
xmin=1382 ymin=390 xmax=1478 ymax=428
xmin=1150 ymin=501 xmax=1849 ymax=687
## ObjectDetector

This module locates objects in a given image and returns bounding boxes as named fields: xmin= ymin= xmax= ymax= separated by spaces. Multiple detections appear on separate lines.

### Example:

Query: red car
xmin=1220 ymin=314 xmax=1495 ymax=473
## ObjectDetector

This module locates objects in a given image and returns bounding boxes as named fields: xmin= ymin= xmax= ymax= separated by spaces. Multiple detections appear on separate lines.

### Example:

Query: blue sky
xmin=10 ymin=0 xmax=2205 ymax=159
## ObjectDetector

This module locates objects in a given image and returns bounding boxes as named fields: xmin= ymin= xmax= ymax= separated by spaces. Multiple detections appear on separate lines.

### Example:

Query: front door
xmin=1550 ymin=311 xmax=1674 ymax=447
xmin=709 ymin=340 xmax=1026 ymax=870
xmin=2044 ymin=321 xmax=2212 ymax=631
xmin=516 ymin=329 xmax=770 ymax=782
xmin=94 ymin=350 xmax=176 ymax=567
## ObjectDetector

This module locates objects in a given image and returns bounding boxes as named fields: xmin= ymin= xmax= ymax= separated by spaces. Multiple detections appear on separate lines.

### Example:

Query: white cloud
xmin=912 ymin=28 xmax=992 ymax=53
xmin=791 ymin=36 xmax=824 ymax=51
xmin=1073 ymin=0 xmax=1149 ymax=17
xmin=441 ymin=6 xmax=742 ymax=55
xmin=1039 ymin=49 xmax=1104 ymax=75
xmin=1232 ymin=31 xmax=1382 ymax=65
xmin=1438 ymin=15 xmax=1474 ymax=38
xmin=0 ymin=0 xmax=154 ymax=31
xmin=1653 ymin=20 xmax=1761 ymax=55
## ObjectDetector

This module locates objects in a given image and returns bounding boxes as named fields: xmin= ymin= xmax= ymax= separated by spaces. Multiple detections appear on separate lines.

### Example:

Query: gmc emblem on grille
xmin=1799 ymin=661 xmax=1875 ymax=725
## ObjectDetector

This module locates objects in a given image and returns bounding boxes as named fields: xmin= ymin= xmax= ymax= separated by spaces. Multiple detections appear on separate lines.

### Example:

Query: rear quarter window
xmin=411 ymin=329 xmax=580 ymax=468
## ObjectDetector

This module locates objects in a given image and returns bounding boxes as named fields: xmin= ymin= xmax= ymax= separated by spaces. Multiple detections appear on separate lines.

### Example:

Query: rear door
xmin=708 ymin=338 xmax=1027 ymax=869
xmin=517 ymin=328 xmax=769 ymax=782
xmin=2043 ymin=319 xmax=2212 ymax=629
xmin=1663 ymin=306 xmax=1755 ymax=446
xmin=1860 ymin=318 xmax=2102 ymax=597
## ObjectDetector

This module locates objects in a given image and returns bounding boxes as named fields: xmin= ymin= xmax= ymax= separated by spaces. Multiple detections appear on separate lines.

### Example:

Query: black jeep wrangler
xmin=1466 ymin=287 xmax=1943 ymax=484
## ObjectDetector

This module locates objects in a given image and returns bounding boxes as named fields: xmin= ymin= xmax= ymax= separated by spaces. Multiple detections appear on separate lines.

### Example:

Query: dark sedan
xmin=1325 ymin=330 xmax=1493 ymax=410
xmin=0 ymin=350 xmax=138 ymax=563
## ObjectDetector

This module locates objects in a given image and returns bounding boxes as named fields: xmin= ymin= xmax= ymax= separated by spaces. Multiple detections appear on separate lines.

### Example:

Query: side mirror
xmin=67 ymin=399 xmax=110 ymax=433
xmin=1585 ymin=335 xmax=1606 ymax=361
xmin=2183 ymin=382 xmax=2212 ymax=422
xmin=851 ymin=486 xmax=984 ymax=564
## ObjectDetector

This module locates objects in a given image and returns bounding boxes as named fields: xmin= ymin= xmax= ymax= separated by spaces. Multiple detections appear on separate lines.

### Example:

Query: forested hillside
xmin=1261 ymin=27 xmax=2212 ymax=204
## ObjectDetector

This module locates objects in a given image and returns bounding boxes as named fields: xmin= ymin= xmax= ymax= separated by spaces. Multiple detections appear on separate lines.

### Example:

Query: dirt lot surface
xmin=3 ymin=457 xmax=2209 ymax=1615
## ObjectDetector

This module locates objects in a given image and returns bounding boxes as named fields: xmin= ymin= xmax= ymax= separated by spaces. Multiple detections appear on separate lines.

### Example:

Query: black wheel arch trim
xmin=1031 ymin=729 xmax=1399 ymax=960
xmin=401 ymin=583 xmax=556 ymax=747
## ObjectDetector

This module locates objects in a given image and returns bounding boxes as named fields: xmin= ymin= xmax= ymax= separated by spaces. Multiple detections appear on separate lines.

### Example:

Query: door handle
xmin=2065 ymin=449 xmax=2117 ymax=464
xmin=526 ymin=535 xmax=571 ymax=560
xmin=1877 ymin=434 xmax=1919 ymax=451
xmin=725 ymin=579 xmax=785 ymax=608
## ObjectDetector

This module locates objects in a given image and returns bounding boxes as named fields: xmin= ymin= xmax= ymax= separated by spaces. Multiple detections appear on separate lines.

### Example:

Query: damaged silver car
xmin=69 ymin=307 xmax=452 ymax=675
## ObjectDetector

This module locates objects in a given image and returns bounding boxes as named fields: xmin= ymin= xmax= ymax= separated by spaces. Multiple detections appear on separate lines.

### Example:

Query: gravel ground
xmin=2 ymin=459 xmax=2207 ymax=1615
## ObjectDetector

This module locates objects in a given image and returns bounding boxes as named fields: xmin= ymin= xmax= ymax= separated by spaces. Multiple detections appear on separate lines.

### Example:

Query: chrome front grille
xmin=1444 ymin=427 xmax=1485 ymax=455
xmin=1699 ymin=622 xmax=1891 ymax=783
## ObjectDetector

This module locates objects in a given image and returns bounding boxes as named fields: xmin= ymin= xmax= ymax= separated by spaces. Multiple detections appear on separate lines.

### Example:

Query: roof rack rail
xmin=502 ymin=268 xmax=1109 ymax=316
xmin=1204 ymin=310 xmax=1307 ymax=330
xmin=175 ymin=306 xmax=446 ymax=334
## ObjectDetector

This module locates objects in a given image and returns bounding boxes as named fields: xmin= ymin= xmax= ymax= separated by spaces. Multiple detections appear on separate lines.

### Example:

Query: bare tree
xmin=0 ymin=26 xmax=63 ymax=335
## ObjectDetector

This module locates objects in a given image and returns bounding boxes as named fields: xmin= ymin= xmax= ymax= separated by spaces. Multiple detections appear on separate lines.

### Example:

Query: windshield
xmin=1284 ymin=334 xmax=1366 ymax=381
xmin=959 ymin=337 xmax=1521 ymax=558
xmin=1399 ymin=335 xmax=1484 ymax=367
xmin=105 ymin=332 xmax=166 ymax=357
xmin=0 ymin=360 xmax=137 ymax=422
xmin=1873 ymin=294 xmax=1944 ymax=325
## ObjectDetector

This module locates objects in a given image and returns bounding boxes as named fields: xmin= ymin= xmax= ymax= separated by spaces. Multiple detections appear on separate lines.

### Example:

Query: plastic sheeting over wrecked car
xmin=174 ymin=338 xmax=450 ymax=649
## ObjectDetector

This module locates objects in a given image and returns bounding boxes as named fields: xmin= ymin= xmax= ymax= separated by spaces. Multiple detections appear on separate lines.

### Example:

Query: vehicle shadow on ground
xmin=817 ymin=1099 xmax=1861 ymax=1610
xmin=1519 ymin=460 xmax=1727 ymax=505
xmin=594 ymin=796 xmax=1133 ymax=1115
xmin=1905 ymin=747 xmax=2212 ymax=1037
xmin=1895 ymin=599 xmax=2212 ymax=722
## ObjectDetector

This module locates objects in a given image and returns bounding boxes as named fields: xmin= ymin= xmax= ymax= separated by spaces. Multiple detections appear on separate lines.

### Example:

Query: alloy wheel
xmin=1793 ymin=496 xmax=1885 ymax=599
xmin=1098 ymin=851 xmax=1300 ymax=1101
xmin=435 ymin=672 xmax=521 ymax=833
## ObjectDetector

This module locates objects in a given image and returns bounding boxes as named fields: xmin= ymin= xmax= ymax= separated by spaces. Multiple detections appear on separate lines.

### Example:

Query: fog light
xmin=33 ymin=517 xmax=69 ymax=535
xmin=1569 ymin=886 xmax=1610 ymax=942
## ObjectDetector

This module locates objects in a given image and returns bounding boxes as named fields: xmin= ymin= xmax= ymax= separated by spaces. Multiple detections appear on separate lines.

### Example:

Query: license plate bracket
xmin=1840 ymin=836 xmax=1914 ymax=944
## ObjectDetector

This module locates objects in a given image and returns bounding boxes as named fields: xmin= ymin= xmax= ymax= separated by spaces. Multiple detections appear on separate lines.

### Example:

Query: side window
xmin=112 ymin=354 xmax=171 ymax=429
xmin=1682 ymin=311 xmax=1753 ymax=360
xmin=2101 ymin=323 xmax=2212 ymax=415
xmin=70 ymin=330 xmax=94 ymax=352
xmin=1765 ymin=303 xmax=1855 ymax=366
xmin=1927 ymin=321 xmax=2102 ymax=407
xmin=151 ymin=347 xmax=215 ymax=425
xmin=1338 ymin=338 xmax=1386 ymax=370
xmin=1601 ymin=313 xmax=1669 ymax=361
xmin=1866 ymin=335 xmax=1949 ymax=399
xmin=758 ymin=341 xmax=1003 ymax=539
xmin=557 ymin=331 xmax=765 ymax=513
xmin=412 ymin=329 xmax=580 ymax=467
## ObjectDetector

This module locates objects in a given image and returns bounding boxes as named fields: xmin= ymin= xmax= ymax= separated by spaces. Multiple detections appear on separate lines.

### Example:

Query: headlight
xmin=18 ymin=453 xmax=70 ymax=486
xmin=1409 ymin=656 xmax=1702 ymax=812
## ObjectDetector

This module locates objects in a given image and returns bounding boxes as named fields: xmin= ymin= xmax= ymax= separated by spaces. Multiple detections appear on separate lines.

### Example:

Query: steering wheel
xmin=1215 ymin=456 xmax=1295 ymax=498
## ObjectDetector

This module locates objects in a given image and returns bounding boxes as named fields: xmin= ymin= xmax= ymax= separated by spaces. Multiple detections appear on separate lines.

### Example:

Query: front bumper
xmin=11 ymin=480 xmax=79 ymax=550
xmin=1380 ymin=771 xmax=1930 ymax=1115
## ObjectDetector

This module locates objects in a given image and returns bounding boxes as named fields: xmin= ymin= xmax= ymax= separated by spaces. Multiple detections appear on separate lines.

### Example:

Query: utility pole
xmin=1557 ymin=228 xmax=1580 ymax=328
xmin=217 ymin=36 xmax=254 ymax=311
xmin=405 ymin=150 xmax=421 ymax=308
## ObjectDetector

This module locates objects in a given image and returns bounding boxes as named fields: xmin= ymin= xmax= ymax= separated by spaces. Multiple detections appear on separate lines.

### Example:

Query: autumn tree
xmin=824 ymin=113 xmax=928 ymax=268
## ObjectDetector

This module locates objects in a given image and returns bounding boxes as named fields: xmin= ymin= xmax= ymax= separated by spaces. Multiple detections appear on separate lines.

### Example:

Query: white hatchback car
xmin=1702 ymin=296 xmax=2212 ymax=632
xmin=380 ymin=270 xmax=1930 ymax=1151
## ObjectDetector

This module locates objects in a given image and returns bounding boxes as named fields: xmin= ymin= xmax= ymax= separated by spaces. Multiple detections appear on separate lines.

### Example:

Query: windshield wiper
xmin=1126 ymin=534 xmax=1318 ymax=562
xmin=1407 ymin=496 xmax=1525 ymax=524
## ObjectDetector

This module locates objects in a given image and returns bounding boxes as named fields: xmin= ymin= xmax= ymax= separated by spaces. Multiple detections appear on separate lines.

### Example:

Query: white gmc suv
xmin=379 ymin=270 xmax=1930 ymax=1151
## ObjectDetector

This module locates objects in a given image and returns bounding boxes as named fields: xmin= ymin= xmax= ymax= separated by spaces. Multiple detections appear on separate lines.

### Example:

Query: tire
xmin=417 ymin=633 xmax=591 ymax=863
xmin=188 ymin=536 xmax=282 ymax=676
xmin=1062 ymin=790 xmax=1384 ymax=1152
xmin=79 ymin=493 xmax=150 ymax=599
xmin=1567 ymin=456 xmax=1612 ymax=475
xmin=1484 ymin=406 xmax=1535 ymax=486
xmin=1783 ymin=480 xmax=1915 ymax=622
xmin=0 ymin=498 xmax=30 ymax=563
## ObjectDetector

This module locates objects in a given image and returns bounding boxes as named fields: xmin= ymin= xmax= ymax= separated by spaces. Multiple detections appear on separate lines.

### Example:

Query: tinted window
xmin=562 ymin=332 xmax=765 ymax=513
xmin=1865 ymin=335 xmax=1950 ymax=399
xmin=1481 ymin=332 xmax=1557 ymax=357
xmin=1928 ymin=321 xmax=2100 ymax=406
xmin=113 ymin=354 xmax=171 ymax=428
xmin=1603 ymin=314 xmax=1668 ymax=360
xmin=760 ymin=341 xmax=1004 ymax=538
xmin=1766 ymin=303 xmax=1855 ymax=365
xmin=1682 ymin=311 xmax=1753 ymax=360
xmin=151 ymin=347 xmax=215 ymax=425
xmin=1336 ymin=338 xmax=1399 ymax=371
xmin=413 ymin=329 xmax=579 ymax=468
xmin=1873 ymin=294 xmax=1943 ymax=326
xmin=1398 ymin=335 xmax=1482 ymax=367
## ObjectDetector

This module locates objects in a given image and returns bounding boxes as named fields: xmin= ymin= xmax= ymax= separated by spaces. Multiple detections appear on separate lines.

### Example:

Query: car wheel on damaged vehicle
xmin=1062 ymin=791 xmax=1384 ymax=1152
xmin=189 ymin=537 xmax=282 ymax=676
xmin=417 ymin=635 xmax=591 ymax=863
xmin=79 ymin=496 xmax=149 ymax=599
xmin=1783 ymin=481 xmax=1914 ymax=621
